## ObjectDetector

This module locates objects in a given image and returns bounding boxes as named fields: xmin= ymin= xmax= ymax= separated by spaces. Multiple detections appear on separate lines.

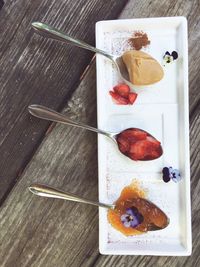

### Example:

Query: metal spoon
xmin=29 ymin=183 xmax=169 ymax=231
xmin=28 ymin=104 xmax=163 ymax=161
xmin=28 ymin=104 xmax=117 ymax=144
xmin=31 ymin=22 xmax=132 ymax=87
xmin=29 ymin=183 xmax=114 ymax=209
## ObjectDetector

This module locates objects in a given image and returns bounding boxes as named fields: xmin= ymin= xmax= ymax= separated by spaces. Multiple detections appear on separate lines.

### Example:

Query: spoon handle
xmin=29 ymin=183 xmax=115 ymax=209
xmin=28 ymin=104 xmax=111 ymax=137
xmin=32 ymin=22 xmax=113 ymax=60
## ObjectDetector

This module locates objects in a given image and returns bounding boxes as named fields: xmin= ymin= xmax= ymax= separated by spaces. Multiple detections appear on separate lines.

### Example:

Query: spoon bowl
xmin=29 ymin=183 xmax=169 ymax=231
xmin=28 ymin=104 xmax=163 ymax=161
xmin=31 ymin=22 xmax=132 ymax=87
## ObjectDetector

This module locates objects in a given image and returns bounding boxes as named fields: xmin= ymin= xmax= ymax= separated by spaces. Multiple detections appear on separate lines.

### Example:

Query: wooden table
xmin=0 ymin=0 xmax=200 ymax=266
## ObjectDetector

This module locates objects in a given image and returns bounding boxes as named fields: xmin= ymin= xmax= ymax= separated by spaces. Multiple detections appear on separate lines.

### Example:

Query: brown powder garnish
xmin=128 ymin=31 xmax=150 ymax=50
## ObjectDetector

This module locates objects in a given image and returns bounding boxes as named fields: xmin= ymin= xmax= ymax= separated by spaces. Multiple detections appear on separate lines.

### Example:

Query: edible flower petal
xmin=171 ymin=169 xmax=182 ymax=182
xmin=120 ymin=206 xmax=144 ymax=228
xmin=171 ymin=51 xmax=178 ymax=60
xmin=162 ymin=166 xmax=182 ymax=183
xmin=163 ymin=51 xmax=178 ymax=65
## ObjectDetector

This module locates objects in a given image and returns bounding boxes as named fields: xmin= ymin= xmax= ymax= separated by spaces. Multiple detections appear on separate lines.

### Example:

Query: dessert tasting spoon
xmin=28 ymin=104 xmax=163 ymax=161
xmin=32 ymin=22 xmax=132 ymax=87
xmin=29 ymin=183 xmax=169 ymax=232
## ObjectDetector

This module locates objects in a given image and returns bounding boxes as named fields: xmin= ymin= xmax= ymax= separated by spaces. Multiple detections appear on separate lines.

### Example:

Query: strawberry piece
xmin=128 ymin=153 xmax=139 ymax=161
xmin=113 ymin=84 xmax=130 ymax=98
xmin=117 ymin=128 xmax=162 ymax=161
xmin=129 ymin=141 xmax=146 ymax=160
xmin=121 ymin=129 xmax=147 ymax=142
xmin=146 ymin=149 xmax=161 ymax=160
xmin=146 ymin=136 xmax=161 ymax=147
xmin=109 ymin=91 xmax=129 ymax=105
xmin=128 ymin=92 xmax=138 ymax=105
xmin=117 ymin=137 xmax=130 ymax=153
xmin=144 ymin=143 xmax=163 ymax=160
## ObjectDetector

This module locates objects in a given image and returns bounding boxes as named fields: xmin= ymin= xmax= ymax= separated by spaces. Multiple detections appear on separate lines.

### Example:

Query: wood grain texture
xmin=0 ymin=0 xmax=4 ymax=10
xmin=94 ymin=0 xmax=200 ymax=266
xmin=0 ymin=0 xmax=127 ymax=202
xmin=0 ymin=0 xmax=200 ymax=266
xmin=0 ymin=65 xmax=99 ymax=267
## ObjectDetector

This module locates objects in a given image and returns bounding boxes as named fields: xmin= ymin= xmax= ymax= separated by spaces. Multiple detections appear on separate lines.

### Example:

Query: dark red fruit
xmin=109 ymin=84 xmax=137 ymax=105
xmin=116 ymin=128 xmax=162 ymax=161
xmin=146 ymin=136 xmax=160 ymax=147
xmin=117 ymin=137 xmax=130 ymax=153
xmin=121 ymin=129 xmax=147 ymax=142
xmin=129 ymin=142 xmax=146 ymax=159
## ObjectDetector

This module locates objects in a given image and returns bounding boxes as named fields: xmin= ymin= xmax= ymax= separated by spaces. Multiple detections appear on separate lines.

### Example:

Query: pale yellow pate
xmin=122 ymin=50 xmax=164 ymax=85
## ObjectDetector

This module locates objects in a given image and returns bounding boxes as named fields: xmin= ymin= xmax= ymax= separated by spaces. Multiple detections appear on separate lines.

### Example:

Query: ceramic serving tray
xmin=95 ymin=17 xmax=191 ymax=256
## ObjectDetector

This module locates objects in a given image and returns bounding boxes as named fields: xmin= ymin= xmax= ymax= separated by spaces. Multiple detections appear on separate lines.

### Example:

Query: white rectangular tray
xmin=95 ymin=17 xmax=191 ymax=256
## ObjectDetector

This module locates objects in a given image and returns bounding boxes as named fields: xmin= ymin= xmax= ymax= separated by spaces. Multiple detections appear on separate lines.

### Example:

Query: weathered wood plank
xmin=0 ymin=65 xmax=100 ymax=267
xmin=0 ymin=0 xmax=4 ymax=10
xmin=0 ymin=0 xmax=200 ymax=266
xmin=0 ymin=0 xmax=128 ymax=202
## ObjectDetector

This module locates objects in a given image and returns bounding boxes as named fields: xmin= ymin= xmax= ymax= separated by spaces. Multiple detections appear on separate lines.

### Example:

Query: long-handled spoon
xmin=29 ymin=183 xmax=169 ymax=231
xmin=29 ymin=183 xmax=114 ymax=209
xmin=31 ymin=22 xmax=132 ymax=87
xmin=28 ymin=104 xmax=163 ymax=161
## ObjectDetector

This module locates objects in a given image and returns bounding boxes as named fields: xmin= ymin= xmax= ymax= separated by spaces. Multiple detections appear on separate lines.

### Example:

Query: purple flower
xmin=162 ymin=166 xmax=182 ymax=183
xmin=120 ymin=207 xmax=143 ymax=228
xmin=162 ymin=167 xmax=171 ymax=183
xmin=171 ymin=169 xmax=182 ymax=182
xmin=171 ymin=51 xmax=178 ymax=60
xmin=163 ymin=51 xmax=178 ymax=64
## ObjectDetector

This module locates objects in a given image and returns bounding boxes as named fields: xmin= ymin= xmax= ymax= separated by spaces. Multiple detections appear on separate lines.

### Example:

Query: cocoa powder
xmin=128 ymin=31 xmax=150 ymax=50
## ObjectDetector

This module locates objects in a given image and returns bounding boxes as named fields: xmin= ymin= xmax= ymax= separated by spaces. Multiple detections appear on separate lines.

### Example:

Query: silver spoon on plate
xmin=29 ymin=183 xmax=169 ymax=231
xmin=31 ymin=22 xmax=131 ymax=87
xmin=28 ymin=104 xmax=163 ymax=161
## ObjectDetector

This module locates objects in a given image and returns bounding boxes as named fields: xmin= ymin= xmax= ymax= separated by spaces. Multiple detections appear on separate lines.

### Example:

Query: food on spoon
xmin=109 ymin=84 xmax=138 ymax=105
xmin=116 ymin=128 xmax=163 ymax=161
xmin=108 ymin=181 xmax=169 ymax=236
xmin=122 ymin=50 xmax=164 ymax=85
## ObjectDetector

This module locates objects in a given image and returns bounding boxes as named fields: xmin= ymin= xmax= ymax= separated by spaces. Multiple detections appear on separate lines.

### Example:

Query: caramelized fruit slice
xmin=108 ymin=182 xmax=169 ymax=236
